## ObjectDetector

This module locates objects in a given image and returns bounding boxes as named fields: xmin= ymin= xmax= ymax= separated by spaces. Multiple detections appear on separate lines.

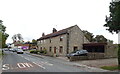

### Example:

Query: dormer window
xmin=60 ymin=36 xmax=63 ymax=41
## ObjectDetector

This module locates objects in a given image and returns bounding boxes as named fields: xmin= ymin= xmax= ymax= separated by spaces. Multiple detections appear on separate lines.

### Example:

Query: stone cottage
xmin=37 ymin=25 xmax=89 ymax=56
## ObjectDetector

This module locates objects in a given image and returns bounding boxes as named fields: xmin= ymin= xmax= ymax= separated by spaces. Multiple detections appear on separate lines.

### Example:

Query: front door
xmin=54 ymin=47 xmax=56 ymax=54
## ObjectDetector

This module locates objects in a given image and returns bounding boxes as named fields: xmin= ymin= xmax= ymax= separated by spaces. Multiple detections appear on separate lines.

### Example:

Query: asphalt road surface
xmin=2 ymin=51 xmax=108 ymax=72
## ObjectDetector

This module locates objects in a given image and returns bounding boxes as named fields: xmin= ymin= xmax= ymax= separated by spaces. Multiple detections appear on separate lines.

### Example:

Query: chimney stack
xmin=53 ymin=28 xmax=57 ymax=33
xmin=42 ymin=33 xmax=45 ymax=36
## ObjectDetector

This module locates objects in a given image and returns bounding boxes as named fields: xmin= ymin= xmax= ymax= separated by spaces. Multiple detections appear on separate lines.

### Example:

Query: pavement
xmin=56 ymin=56 xmax=118 ymax=68
xmin=25 ymin=51 xmax=118 ymax=72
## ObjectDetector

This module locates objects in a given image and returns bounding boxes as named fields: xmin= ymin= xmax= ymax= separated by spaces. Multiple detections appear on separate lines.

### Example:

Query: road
xmin=2 ymin=50 xmax=108 ymax=72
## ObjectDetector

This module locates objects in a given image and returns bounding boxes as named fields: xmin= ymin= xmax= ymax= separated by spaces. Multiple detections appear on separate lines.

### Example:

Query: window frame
xmin=59 ymin=46 xmax=63 ymax=53
xmin=60 ymin=36 xmax=63 ymax=41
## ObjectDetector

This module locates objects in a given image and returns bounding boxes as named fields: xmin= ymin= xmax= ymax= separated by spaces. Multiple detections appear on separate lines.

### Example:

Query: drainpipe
xmin=82 ymin=33 xmax=84 ymax=49
xmin=66 ymin=32 xmax=69 ymax=54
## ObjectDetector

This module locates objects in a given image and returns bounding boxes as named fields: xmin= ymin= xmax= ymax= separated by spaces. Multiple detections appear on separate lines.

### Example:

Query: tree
xmin=104 ymin=1 xmax=120 ymax=33
xmin=0 ymin=20 xmax=6 ymax=32
xmin=82 ymin=30 xmax=94 ymax=42
xmin=0 ymin=20 xmax=9 ymax=48
xmin=2 ymin=33 xmax=9 ymax=48
xmin=32 ymin=39 xmax=37 ymax=45
xmin=107 ymin=39 xmax=113 ymax=44
xmin=104 ymin=1 xmax=120 ymax=69
xmin=82 ymin=30 xmax=112 ymax=43
xmin=94 ymin=35 xmax=107 ymax=43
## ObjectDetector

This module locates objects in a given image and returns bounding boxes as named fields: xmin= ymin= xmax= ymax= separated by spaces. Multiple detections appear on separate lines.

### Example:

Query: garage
xmin=83 ymin=43 xmax=107 ymax=53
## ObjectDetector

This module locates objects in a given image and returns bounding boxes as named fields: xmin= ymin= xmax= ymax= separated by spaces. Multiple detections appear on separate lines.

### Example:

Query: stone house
xmin=37 ymin=25 xmax=89 ymax=56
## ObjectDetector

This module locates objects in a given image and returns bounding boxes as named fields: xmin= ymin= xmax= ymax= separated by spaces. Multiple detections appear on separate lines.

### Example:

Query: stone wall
xmin=105 ymin=44 xmax=118 ymax=58
xmin=69 ymin=53 xmax=105 ymax=61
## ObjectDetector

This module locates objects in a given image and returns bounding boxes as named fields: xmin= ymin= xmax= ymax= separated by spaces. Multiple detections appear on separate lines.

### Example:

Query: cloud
xmin=1 ymin=0 xmax=117 ymax=43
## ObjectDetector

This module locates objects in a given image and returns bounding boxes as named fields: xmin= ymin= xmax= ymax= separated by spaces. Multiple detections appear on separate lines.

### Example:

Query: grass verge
xmin=0 ymin=50 xmax=2 ymax=55
xmin=0 ymin=50 xmax=2 ymax=59
xmin=101 ymin=65 xmax=119 ymax=71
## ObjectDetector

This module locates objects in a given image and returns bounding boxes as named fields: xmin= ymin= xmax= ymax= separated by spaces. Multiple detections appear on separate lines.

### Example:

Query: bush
xmin=43 ymin=49 xmax=47 ymax=54
xmin=30 ymin=50 xmax=38 ymax=54
xmin=30 ymin=50 xmax=35 ymax=53
xmin=39 ymin=49 xmax=47 ymax=54
xmin=30 ymin=49 xmax=47 ymax=54
xmin=40 ymin=50 xmax=44 ymax=53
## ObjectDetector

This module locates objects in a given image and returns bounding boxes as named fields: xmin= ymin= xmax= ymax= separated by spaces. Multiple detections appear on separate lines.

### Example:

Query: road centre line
xmin=20 ymin=55 xmax=53 ymax=66
xmin=17 ymin=55 xmax=30 ymax=61
xmin=32 ymin=62 xmax=45 ymax=69
xmin=17 ymin=54 xmax=52 ymax=69
xmin=18 ymin=55 xmax=43 ymax=66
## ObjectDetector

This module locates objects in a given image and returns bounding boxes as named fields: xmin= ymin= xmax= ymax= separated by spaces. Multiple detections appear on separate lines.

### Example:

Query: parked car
xmin=12 ymin=48 xmax=18 ymax=52
xmin=66 ymin=50 xmax=88 ymax=59
xmin=9 ymin=48 xmax=14 ymax=51
xmin=17 ymin=49 xmax=24 ymax=54
xmin=3 ymin=48 xmax=9 ymax=51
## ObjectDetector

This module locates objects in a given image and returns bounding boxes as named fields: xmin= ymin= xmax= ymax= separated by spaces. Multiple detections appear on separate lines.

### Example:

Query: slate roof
xmin=37 ymin=25 xmax=77 ymax=41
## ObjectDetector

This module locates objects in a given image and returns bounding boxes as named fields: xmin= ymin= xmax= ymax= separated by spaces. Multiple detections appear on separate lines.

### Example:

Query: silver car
xmin=17 ymin=49 xmax=24 ymax=54
xmin=66 ymin=50 xmax=88 ymax=59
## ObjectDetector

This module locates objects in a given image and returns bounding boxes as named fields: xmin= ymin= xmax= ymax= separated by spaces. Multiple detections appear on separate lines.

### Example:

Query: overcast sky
xmin=0 ymin=0 xmax=118 ymax=44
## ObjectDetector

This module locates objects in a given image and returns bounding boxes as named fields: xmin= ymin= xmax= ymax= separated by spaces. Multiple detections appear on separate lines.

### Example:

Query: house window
xmin=49 ymin=47 xmax=52 ymax=52
xmin=60 ymin=36 xmax=63 ymax=41
xmin=37 ymin=41 xmax=40 ymax=44
xmin=44 ymin=47 xmax=46 ymax=50
xmin=43 ymin=40 xmax=46 ymax=43
xmin=41 ymin=40 xmax=43 ymax=44
xmin=50 ymin=39 xmax=51 ymax=43
xmin=59 ymin=46 xmax=63 ymax=53
xmin=40 ymin=47 xmax=42 ymax=50
xmin=39 ymin=40 xmax=41 ymax=43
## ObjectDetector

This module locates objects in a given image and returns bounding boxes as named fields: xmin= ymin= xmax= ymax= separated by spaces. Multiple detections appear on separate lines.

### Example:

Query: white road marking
xmin=18 ymin=55 xmax=30 ymax=61
xmin=17 ymin=63 xmax=33 ymax=68
xmin=16 ymin=54 xmax=53 ymax=69
xmin=2 ymin=64 xmax=10 ymax=70
xmin=38 ymin=61 xmax=53 ymax=66
xmin=33 ymin=62 xmax=45 ymax=69
xmin=17 ymin=63 xmax=26 ymax=68
xmin=2 ymin=63 xmax=34 ymax=71
xmin=43 ymin=62 xmax=53 ymax=66
xmin=27 ymin=59 xmax=30 ymax=61
xmin=23 ymin=63 xmax=33 ymax=67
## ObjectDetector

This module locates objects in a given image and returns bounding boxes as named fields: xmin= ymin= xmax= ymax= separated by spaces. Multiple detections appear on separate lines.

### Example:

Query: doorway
xmin=73 ymin=46 xmax=78 ymax=52
xmin=54 ymin=47 xmax=56 ymax=53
